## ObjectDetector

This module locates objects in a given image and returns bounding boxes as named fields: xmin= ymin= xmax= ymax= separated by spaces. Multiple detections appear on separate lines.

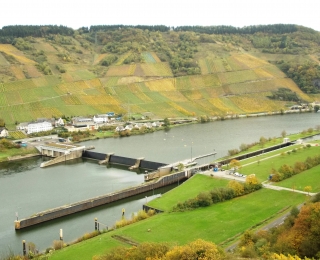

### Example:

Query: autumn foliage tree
xmin=96 ymin=239 xmax=225 ymax=260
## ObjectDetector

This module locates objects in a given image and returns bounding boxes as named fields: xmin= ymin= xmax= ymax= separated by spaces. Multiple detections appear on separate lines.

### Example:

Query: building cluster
xmin=17 ymin=118 xmax=62 ymax=134
xmin=14 ymin=112 xmax=163 ymax=135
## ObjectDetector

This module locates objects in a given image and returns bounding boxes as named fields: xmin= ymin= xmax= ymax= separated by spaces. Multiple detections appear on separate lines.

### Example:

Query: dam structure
xmin=37 ymin=143 xmax=86 ymax=168
xmin=14 ymin=149 xmax=217 ymax=229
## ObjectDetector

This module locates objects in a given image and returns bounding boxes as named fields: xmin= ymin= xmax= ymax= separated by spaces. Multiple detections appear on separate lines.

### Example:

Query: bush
xmin=53 ymin=240 xmax=64 ymax=250
xmin=197 ymin=192 xmax=212 ymax=207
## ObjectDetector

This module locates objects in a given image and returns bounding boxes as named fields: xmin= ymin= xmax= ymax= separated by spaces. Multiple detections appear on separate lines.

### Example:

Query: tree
xmin=165 ymin=239 xmax=225 ymax=260
xmin=314 ymin=105 xmax=319 ymax=113
xmin=239 ymin=143 xmax=248 ymax=151
xmin=0 ymin=118 xmax=5 ymax=127
xmin=259 ymin=136 xmax=267 ymax=147
xmin=229 ymin=159 xmax=241 ymax=170
xmin=246 ymin=174 xmax=259 ymax=185
xmin=304 ymin=186 xmax=312 ymax=196
xmin=281 ymin=130 xmax=287 ymax=138
xmin=228 ymin=180 xmax=244 ymax=196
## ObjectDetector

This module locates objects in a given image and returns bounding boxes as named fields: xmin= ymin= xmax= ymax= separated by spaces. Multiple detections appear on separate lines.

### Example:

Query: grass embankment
xmin=49 ymin=234 xmax=128 ymax=260
xmin=0 ymin=146 xmax=39 ymax=162
xmin=50 ymin=188 xmax=306 ymax=260
xmin=147 ymin=174 xmax=229 ymax=211
xmin=217 ymin=130 xmax=320 ymax=161
xmin=274 ymin=164 xmax=320 ymax=192
xmin=239 ymin=145 xmax=320 ymax=182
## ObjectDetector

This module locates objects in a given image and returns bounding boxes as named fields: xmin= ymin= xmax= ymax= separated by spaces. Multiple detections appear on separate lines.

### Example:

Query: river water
xmin=0 ymin=112 xmax=319 ymax=255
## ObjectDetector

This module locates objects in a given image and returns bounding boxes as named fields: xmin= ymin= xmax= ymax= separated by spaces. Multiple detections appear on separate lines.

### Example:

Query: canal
xmin=0 ymin=112 xmax=319 ymax=254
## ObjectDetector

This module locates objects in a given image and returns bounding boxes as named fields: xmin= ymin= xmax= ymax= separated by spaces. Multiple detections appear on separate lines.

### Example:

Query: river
xmin=0 ymin=112 xmax=319 ymax=255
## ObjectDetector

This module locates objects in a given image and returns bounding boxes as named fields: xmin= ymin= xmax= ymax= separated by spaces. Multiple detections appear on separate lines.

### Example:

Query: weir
xmin=83 ymin=150 xmax=167 ymax=170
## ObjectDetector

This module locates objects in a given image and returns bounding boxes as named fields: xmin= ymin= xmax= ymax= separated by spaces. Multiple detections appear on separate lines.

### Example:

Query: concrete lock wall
xmin=218 ymin=142 xmax=293 ymax=165
xmin=15 ymin=171 xmax=187 ymax=229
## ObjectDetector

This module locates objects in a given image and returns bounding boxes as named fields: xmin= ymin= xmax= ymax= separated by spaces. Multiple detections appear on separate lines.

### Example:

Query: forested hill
xmin=0 ymin=24 xmax=319 ymax=129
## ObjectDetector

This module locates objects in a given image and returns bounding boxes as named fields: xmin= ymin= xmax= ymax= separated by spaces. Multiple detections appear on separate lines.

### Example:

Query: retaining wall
xmin=217 ymin=142 xmax=294 ymax=165
xmin=15 ymin=171 xmax=188 ymax=229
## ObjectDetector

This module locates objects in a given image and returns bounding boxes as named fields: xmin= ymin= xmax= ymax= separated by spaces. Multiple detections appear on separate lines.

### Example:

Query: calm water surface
xmin=0 ymin=113 xmax=319 ymax=254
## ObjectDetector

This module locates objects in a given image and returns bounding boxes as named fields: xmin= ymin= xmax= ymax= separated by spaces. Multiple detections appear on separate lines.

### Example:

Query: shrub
xmin=53 ymin=240 xmax=64 ymax=250
xmin=197 ymin=192 xmax=212 ymax=207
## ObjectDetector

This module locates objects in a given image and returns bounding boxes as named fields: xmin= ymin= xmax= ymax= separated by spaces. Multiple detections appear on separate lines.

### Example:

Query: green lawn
xmin=239 ymin=146 xmax=320 ymax=182
xmin=0 ymin=146 xmax=39 ymax=162
xmin=50 ymin=188 xmax=305 ymax=260
xmin=114 ymin=189 xmax=305 ymax=246
xmin=274 ymin=164 xmax=320 ymax=192
xmin=147 ymin=174 xmax=230 ymax=211
xmin=49 ymin=232 xmax=128 ymax=260
xmin=217 ymin=130 xmax=320 ymax=162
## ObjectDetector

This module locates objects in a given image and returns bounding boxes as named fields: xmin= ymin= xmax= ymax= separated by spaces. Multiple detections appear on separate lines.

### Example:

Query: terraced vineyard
xmin=9 ymin=131 xmax=27 ymax=139
xmin=0 ymin=30 xmax=316 ymax=129
xmin=0 ymin=44 xmax=36 ymax=64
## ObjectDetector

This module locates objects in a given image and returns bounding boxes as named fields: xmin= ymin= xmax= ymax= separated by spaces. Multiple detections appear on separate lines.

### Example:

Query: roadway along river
xmin=0 ymin=112 xmax=319 ymax=254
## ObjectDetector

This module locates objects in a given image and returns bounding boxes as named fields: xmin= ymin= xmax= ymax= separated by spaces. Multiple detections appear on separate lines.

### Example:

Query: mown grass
xmin=0 ymin=146 xmax=39 ymax=162
xmin=50 ymin=188 xmax=306 ymax=260
xmin=147 ymin=174 xmax=230 ymax=211
xmin=274 ymin=164 xmax=320 ymax=192
xmin=239 ymin=145 xmax=320 ymax=182
xmin=49 ymin=232 xmax=128 ymax=260
xmin=218 ymin=130 xmax=320 ymax=162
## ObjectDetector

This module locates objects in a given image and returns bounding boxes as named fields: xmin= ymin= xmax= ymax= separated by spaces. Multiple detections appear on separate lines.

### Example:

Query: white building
xmin=93 ymin=115 xmax=109 ymax=124
xmin=55 ymin=118 xmax=64 ymax=127
xmin=27 ymin=121 xmax=53 ymax=134
xmin=16 ymin=122 xmax=29 ymax=131
xmin=0 ymin=127 xmax=9 ymax=137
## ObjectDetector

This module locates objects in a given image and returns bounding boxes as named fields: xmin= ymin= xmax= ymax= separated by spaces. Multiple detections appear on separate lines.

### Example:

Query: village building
xmin=93 ymin=115 xmax=109 ymax=124
xmin=16 ymin=122 xmax=29 ymax=131
xmin=0 ymin=127 xmax=9 ymax=137
xmin=55 ymin=118 xmax=64 ymax=127
xmin=27 ymin=121 xmax=53 ymax=134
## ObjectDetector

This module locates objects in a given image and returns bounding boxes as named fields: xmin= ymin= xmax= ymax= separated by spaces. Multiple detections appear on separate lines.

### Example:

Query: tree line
xmin=0 ymin=24 xmax=302 ymax=40
xmin=0 ymin=25 xmax=74 ymax=43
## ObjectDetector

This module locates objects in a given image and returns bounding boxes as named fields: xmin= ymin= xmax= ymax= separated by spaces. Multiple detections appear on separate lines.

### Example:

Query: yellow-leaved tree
xmin=228 ymin=180 xmax=244 ymax=196
xmin=245 ymin=174 xmax=259 ymax=185
xmin=165 ymin=239 xmax=225 ymax=260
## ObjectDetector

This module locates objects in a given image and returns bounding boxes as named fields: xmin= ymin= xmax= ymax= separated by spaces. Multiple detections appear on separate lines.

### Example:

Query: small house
xmin=55 ymin=118 xmax=65 ymax=127
xmin=0 ymin=127 xmax=9 ymax=137
xmin=93 ymin=115 xmax=109 ymax=124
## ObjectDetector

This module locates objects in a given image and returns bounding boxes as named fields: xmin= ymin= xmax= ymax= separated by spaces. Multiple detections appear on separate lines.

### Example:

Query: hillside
xmin=0 ymin=24 xmax=319 ymax=129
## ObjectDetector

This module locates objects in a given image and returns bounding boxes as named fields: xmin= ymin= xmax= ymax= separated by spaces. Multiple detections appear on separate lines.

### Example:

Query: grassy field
xmin=0 ymin=146 xmax=39 ymax=162
xmin=147 ymin=174 xmax=230 ymax=211
xmin=50 ymin=188 xmax=306 ymax=260
xmin=274 ymin=164 xmax=320 ymax=192
xmin=49 ymin=233 xmax=129 ymax=260
xmin=239 ymin=145 xmax=320 ymax=182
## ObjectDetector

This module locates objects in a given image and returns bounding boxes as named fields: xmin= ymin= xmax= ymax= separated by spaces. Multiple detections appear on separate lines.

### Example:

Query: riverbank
xmin=0 ymin=147 xmax=39 ymax=162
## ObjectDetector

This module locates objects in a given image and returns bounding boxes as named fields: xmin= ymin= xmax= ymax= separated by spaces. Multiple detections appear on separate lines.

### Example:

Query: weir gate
xmin=82 ymin=150 xmax=167 ymax=171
